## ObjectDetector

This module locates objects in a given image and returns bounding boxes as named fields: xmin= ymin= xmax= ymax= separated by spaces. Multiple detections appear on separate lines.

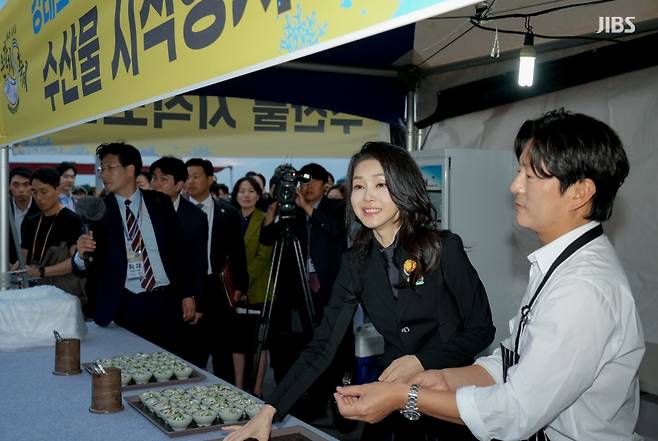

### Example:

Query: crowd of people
xmin=5 ymin=109 xmax=645 ymax=441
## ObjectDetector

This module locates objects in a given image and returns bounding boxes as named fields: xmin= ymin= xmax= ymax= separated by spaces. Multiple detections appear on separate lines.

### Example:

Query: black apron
xmin=499 ymin=224 xmax=603 ymax=441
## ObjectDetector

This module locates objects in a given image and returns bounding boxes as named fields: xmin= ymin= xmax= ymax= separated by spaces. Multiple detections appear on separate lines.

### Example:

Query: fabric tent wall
xmin=421 ymin=65 xmax=658 ymax=343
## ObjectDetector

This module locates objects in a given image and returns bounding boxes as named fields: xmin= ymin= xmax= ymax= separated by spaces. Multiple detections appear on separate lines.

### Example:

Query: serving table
xmin=0 ymin=323 xmax=336 ymax=441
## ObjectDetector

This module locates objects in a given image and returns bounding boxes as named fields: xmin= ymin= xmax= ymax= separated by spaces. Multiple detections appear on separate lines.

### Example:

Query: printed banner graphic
xmin=0 ymin=0 xmax=476 ymax=144
xmin=12 ymin=95 xmax=386 ymax=157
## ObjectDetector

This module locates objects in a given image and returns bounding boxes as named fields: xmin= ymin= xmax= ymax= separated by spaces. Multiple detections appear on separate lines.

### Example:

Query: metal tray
xmin=209 ymin=425 xmax=329 ymax=441
xmin=124 ymin=394 xmax=248 ymax=438
xmin=82 ymin=362 xmax=205 ymax=391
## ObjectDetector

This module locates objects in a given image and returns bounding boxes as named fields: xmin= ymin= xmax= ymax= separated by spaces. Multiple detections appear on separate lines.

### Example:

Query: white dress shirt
xmin=457 ymin=221 xmax=645 ymax=441
xmin=116 ymin=190 xmax=170 ymax=293
xmin=12 ymin=198 xmax=32 ymax=244
xmin=189 ymin=194 xmax=214 ymax=275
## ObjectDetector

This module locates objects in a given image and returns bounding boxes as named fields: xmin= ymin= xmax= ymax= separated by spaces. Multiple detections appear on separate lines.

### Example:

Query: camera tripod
xmin=253 ymin=220 xmax=316 ymax=383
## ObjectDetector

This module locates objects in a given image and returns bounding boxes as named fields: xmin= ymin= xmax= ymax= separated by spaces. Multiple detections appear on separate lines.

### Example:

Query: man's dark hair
xmin=150 ymin=156 xmax=188 ymax=183
xmin=30 ymin=168 xmax=61 ymax=188
xmin=245 ymin=171 xmax=267 ymax=189
xmin=185 ymin=158 xmax=214 ymax=177
xmin=138 ymin=170 xmax=151 ymax=181
xmin=55 ymin=161 xmax=77 ymax=176
xmin=210 ymin=182 xmax=229 ymax=197
xmin=299 ymin=163 xmax=329 ymax=183
xmin=514 ymin=108 xmax=629 ymax=222
xmin=9 ymin=167 xmax=32 ymax=181
xmin=97 ymin=142 xmax=143 ymax=176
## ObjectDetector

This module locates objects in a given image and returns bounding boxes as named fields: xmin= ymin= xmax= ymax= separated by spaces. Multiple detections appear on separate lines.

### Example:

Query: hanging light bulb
xmin=518 ymin=32 xmax=535 ymax=87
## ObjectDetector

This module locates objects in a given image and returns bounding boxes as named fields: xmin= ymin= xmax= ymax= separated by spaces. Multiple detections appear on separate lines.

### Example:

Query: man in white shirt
xmin=8 ymin=167 xmax=39 ymax=265
xmin=335 ymin=109 xmax=645 ymax=441
xmin=56 ymin=162 xmax=77 ymax=212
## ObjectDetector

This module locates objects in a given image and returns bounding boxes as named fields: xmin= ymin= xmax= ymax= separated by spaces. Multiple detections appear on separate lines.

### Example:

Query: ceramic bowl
xmin=174 ymin=365 xmax=193 ymax=379
xmin=245 ymin=403 xmax=262 ymax=419
xmin=139 ymin=391 xmax=161 ymax=404
xmin=153 ymin=367 xmax=173 ymax=382
xmin=132 ymin=369 xmax=152 ymax=384
xmin=218 ymin=406 xmax=243 ymax=424
xmin=192 ymin=409 xmax=217 ymax=427
xmin=167 ymin=412 xmax=193 ymax=431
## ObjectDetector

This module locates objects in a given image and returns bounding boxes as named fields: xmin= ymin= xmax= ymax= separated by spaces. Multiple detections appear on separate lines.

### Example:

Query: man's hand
xmin=223 ymin=403 xmax=276 ymax=441
xmin=182 ymin=297 xmax=196 ymax=322
xmin=232 ymin=290 xmax=243 ymax=304
xmin=295 ymin=188 xmax=313 ymax=217
xmin=409 ymin=369 xmax=450 ymax=391
xmin=190 ymin=312 xmax=203 ymax=325
xmin=378 ymin=355 xmax=424 ymax=383
xmin=24 ymin=265 xmax=40 ymax=278
xmin=76 ymin=232 xmax=96 ymax=256
xmin=335 ymin=382 xmax=407 ymax=424
xmin=264 ymin=202 xmax=278 ymax=226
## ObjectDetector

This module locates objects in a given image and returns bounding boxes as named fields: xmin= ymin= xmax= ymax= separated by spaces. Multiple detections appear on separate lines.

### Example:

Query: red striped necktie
xmin=125 ymin=199 xmax=155 ymax=292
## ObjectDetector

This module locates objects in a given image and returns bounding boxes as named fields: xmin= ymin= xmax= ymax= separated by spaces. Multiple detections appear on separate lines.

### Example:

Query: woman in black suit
xmin=225 ymin=142 xmax=495 ymax=440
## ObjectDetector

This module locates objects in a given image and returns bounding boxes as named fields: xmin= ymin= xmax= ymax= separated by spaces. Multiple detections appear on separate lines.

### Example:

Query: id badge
xmin=127 ymin=250 xmax=144 ymax=280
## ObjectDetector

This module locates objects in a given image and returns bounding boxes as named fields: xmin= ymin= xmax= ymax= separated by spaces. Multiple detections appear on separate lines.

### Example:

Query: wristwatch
xmin=400 ymin=383 xmax=421 ymax=421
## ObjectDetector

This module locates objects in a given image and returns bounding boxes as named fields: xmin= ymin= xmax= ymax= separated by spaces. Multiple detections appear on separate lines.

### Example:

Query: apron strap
xmin=513 ymin=224 xmax=603 ymax=355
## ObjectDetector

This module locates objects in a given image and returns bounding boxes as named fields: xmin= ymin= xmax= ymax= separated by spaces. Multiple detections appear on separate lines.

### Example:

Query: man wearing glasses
xmin=74 ymin=143 xmax=195 ymax=354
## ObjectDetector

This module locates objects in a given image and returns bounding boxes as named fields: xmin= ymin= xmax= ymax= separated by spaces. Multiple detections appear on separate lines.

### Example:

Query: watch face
xmin=403 ymin=410 xmax=421 ymax=421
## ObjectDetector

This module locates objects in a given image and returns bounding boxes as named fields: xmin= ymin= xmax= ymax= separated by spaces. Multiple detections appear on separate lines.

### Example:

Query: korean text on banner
xmin=0 ymin=0 xmax=478 ymax=144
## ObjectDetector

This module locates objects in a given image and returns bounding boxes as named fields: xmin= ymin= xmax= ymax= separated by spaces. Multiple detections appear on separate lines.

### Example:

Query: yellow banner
xmin=11 ymin=95 xmax=386 ymax=157
xmin=0 ymin=0 xmax=476 ymax=144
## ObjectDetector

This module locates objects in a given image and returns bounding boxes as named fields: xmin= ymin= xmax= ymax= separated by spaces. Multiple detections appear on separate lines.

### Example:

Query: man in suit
xmin=262 ymin=162 xmax=348 ymax=421
xmin=8 ymin=167 xmax=39 ymax=265
xmin=185 ymin=158 xmax=248 ymax=380
xmin=74 ymin=143 xmax=195 ymax=353
xmin=55 ymin=162 xmax=77 ymax=212
xmin=150 ymin=156 xmax=208 ymax=362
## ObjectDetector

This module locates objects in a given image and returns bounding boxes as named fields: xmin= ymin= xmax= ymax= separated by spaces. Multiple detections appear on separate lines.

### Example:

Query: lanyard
xmin=512 ymin=224 xmax=604 ymax=363
xmin=31 ymin=211 xmax=60 ymax=263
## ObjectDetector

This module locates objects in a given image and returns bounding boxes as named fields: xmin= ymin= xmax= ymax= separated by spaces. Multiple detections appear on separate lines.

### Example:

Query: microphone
xmin=76 ymin=196 xmax=107 ymax=263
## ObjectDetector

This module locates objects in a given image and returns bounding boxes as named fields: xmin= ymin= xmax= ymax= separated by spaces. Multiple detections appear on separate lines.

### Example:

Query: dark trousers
xmin=182 ymin=274 xmax=235 ymax=383
xmin=114 ymin=286 xmax=180 ymax=354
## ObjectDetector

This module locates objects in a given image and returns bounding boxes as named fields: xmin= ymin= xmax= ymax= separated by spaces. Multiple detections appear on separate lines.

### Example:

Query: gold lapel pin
xmin=403 ymin=259 xmax=417 ymax=276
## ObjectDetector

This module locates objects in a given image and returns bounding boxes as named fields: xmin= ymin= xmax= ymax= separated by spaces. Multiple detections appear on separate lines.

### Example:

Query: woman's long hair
xmin=346 ymin=142 xmax=442 ymax=283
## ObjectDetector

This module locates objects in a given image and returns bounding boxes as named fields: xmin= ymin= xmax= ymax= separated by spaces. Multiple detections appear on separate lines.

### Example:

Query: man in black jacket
xmin=150 ymin=156 xmax=208 ymax=362
xmin=186 ymin=158 xmax=248 ymax=381
xmin=8 ymin=167 xmax=39 ymax=265
xmin=261 ymin=162 xmax=348 ymax=420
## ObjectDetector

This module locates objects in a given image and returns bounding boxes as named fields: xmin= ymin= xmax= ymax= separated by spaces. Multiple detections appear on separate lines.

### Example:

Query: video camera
xmin=271 ymin=164 xmax=311 ymax=219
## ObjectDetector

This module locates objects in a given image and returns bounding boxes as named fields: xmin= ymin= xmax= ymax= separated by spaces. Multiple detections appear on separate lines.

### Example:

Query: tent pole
xmin=1 ymin=144 xmax=10 ymax=290
xmin=406 ymin=91 xmax=417 ymax=152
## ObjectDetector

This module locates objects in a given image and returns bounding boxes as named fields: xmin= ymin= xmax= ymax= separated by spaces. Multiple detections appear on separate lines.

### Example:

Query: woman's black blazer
xmin=267 ymin=231 xmax=495 ymax=418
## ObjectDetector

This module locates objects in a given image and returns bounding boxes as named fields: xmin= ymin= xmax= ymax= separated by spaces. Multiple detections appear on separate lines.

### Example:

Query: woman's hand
xmin=335 ymin=382 xmax=407 ymax=424
xmin=223 ymin=404 xmax=276 ymax=441
xmin=378 ymin=355 xmax=423 ymax=383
